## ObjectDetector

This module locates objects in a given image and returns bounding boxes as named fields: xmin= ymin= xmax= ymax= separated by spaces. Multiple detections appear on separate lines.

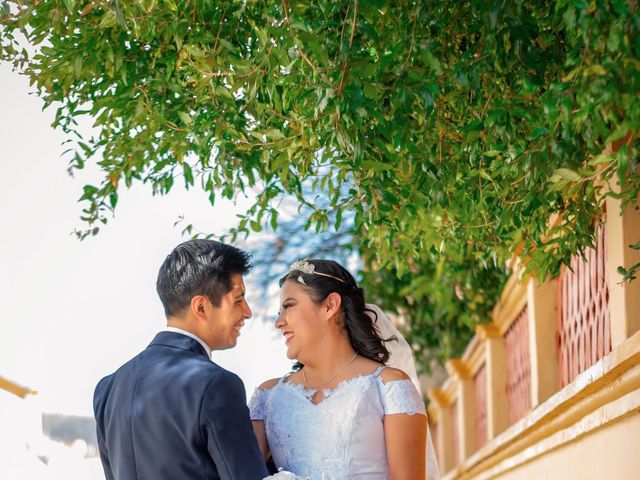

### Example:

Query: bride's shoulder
xmin=359 ymin=358 xmax=410 ymax=383
xmin=258 ymin=377 xmax=282 ymax=391
xmin=378 ymin=367 xmax=410 ymax=383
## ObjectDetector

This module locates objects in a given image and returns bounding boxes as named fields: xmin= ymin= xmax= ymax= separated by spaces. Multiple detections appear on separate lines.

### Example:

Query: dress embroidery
xmin=377 ymin=377 xmax=425 ymax=416
xmin=248 ymin=386 xmax=268 ymax=420
xmin=248 ymin=369 xmax=426 ymax=480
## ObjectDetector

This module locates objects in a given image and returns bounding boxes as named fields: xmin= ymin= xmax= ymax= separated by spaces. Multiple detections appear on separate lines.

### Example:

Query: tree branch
xmin=337 ymin=0 xmax=357 ymax=95
xmin=281 ymin=0 xmax=330 ymax=84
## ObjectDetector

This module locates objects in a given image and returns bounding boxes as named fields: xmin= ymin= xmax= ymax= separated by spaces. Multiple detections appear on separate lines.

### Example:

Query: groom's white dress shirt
xmin=162 ymin=326 xmax=212 ymax=358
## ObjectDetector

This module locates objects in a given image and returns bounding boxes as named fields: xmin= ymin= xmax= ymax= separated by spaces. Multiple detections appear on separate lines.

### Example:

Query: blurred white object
xmin=0 ymin=379 xmax=47 ymax=478
xmin=0 ymin=378 xmax=105 ymax=479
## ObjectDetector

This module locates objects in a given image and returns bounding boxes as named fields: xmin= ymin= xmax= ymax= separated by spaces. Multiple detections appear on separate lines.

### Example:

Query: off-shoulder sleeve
xmin=248 ymin=387 xmax=269 ymax=421
xmin=378 ymin=378 xmax=426 ymax=416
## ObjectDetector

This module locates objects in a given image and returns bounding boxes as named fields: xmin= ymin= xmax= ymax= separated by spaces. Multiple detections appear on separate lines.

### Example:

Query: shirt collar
xmin=162 ymin=327 xmax=212 ymax=358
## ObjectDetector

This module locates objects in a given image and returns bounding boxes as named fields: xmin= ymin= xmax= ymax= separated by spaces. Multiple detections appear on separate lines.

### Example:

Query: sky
xmin=0 ymin=62 xmax=292 ymax=417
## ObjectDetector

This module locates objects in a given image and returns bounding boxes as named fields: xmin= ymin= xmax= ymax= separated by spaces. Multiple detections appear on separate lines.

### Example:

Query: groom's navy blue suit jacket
xmin=93 ymin=331 xmax=268 ymax=480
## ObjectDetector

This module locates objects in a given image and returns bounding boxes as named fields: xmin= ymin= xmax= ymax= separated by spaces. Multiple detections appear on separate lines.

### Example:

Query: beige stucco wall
xmin=495 ymin=412 xmax=640 ymax=480
xmin=431 ymin=201 xmax=640 ymax=480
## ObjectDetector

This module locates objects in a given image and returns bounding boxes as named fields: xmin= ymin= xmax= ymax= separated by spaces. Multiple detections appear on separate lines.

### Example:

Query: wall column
xmin=527 ymin=277 xmax=560 ymax=406
xmin=446 ymin=359 xmax=475 ymax=459
xmin=427 ymin=388 xmax=454 ymax=473
xmin=478 ymin=324 xmax=509 ymax=439
xmin=606 ymin=193 xmax=640 ymax=348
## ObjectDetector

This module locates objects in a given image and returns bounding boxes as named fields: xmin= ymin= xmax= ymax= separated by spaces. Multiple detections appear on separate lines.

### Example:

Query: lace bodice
xmin=249 ymin=366 xmax=426 ymax=480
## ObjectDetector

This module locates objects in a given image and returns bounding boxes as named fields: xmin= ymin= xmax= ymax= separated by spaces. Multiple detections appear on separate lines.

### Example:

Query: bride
xmin=250 ymin=259 xmax=439 ymax=480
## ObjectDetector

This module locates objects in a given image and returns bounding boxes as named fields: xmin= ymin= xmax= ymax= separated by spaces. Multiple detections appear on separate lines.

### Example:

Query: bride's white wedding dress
xmin=249 ymin=366 xmax=426 ymax=480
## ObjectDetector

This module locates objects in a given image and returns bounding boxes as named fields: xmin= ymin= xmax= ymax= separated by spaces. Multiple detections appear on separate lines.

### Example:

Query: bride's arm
xmin=252 ymin=420 xmax=270 ymax=460
xmin=384 ymin=414 xmax=427 ymax=479
xmin=381 ymin=369 xmax=427 ymax=480
xmin=251 ymin=378 xmax=280 ymax=461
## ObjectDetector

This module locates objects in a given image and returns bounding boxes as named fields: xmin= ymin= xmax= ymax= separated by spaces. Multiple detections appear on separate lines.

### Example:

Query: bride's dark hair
xmin=279 ymin=259 xmax=396 ymax=365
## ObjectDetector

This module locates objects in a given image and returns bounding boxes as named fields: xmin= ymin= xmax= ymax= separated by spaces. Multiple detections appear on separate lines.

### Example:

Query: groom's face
xmin=202 ymin=274 xmax=252 ymax=350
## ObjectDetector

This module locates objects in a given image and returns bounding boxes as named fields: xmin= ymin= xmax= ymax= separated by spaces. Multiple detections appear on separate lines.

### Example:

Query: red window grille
xmin=505 ymin=305 xmax=532 ymax=424
xmin=557 ymin=222 xmax=611 ymax=388
xmin=474 ymin=363 xmax=487 ymax=449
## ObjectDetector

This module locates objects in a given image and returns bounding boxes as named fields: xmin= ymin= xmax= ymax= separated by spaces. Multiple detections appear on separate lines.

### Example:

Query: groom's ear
xmin=191 ymin=295 xmax=208 ymax=320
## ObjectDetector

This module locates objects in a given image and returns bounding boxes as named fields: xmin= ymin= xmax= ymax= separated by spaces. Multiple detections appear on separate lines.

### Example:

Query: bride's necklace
xmin=302 ymin=352 xmax=358 ymax=389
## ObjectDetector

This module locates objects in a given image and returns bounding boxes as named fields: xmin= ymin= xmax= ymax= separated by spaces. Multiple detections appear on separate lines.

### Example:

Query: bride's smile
xmin=275 ymin=279 xmax=331 ymax=361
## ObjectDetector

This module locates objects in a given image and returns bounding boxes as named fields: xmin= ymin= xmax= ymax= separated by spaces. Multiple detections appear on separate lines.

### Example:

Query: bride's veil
xmin=366 ymin=304 xmax=441 ymax=480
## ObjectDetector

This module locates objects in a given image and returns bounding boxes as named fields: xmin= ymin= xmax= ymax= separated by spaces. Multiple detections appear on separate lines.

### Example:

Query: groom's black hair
xmin=156 ymin=239 xmax=252 ymax=317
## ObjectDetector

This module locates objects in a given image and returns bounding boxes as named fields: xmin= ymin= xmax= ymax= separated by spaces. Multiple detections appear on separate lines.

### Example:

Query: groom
xmin=93 ymin=240 xmax=269 ymax=480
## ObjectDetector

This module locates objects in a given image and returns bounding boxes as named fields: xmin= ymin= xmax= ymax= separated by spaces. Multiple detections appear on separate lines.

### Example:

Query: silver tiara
xmin=289 ymin=260 xmax=346 ymax=284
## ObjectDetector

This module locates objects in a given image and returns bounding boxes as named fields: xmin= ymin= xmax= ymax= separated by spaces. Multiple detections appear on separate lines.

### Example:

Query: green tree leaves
xmin=1 ymin=0 xmax=639 ymax=368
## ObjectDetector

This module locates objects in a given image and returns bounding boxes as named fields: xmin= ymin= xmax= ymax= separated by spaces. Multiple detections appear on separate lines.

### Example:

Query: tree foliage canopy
xmin=2 ymin=0 xmax=639 ymax=367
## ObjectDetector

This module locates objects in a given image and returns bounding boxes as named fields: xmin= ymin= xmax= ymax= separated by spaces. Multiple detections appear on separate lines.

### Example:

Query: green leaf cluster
xmin=2 ymin=0 xmax=639 ymax=368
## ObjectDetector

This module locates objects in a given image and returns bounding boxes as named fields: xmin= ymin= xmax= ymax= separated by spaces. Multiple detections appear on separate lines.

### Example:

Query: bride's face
xmin=276 ymin=279 xmax=326 ymax=361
